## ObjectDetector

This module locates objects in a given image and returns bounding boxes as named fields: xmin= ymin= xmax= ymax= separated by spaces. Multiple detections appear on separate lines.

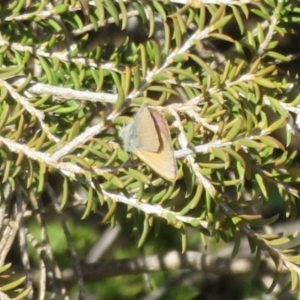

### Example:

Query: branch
xmin=60 ymin=250 xmax=274 ymax=283
xmin=11 ymin=77 xmax=117 ymax=103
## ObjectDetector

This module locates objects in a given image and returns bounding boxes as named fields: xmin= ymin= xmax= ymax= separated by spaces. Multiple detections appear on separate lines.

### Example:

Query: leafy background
xmin=0 ymin=0 xmax=300 ymax=299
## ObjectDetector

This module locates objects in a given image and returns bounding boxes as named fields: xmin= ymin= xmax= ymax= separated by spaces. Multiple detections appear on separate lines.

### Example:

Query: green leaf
xmin=60 ymin=176 xmax=69 ymax=209
xmin=102 ymin=174 xmax=125 ymax=189
xmin=237 ymin=139 xmax=262 ymax=149
xmin=224 ymin=117 xmax=243 ymax=141
xmin=14 ymin=286 xmax=32 ymax=300
xmin=166 ymin=212 xmax=179 ymax=227
xmin=181 ymin=225 xmax=187 ymax=253
xmin=0 ymin=264 xmax=12 ymax=274
xmin=259 ymin=136 xmax=284 ymax=150
xmin=268 ymin=231 xmax=299 ymax=246
xmin=180 ymin=182 xmax=203 ymax=215
xmin=127 ymin=168 xmax=150 ymax=184
xmin=103 ymin=0 xmax=119 ymax=25
xmin=253 ymin=77 xmax=278 ymax=89
xmin=290 ymin=268 xmax=299 ymax=291
xmin=102 ymin=200 xmax=117 ymax=224
xmin=137 ymin=215 xmax=151 ymax=248
xmin=82 ymin=186 xmax=97 ymax=219
xmin=0 ymin=276 xmax=26 ymax=291
xmin=265 ymin=117 xmax=286 ymax=132
xmin=254 ymin=173 xmax=268 ymax=198
xmin=231 ymin=230 xmax=241 ymax=258
xmin=210 ymin=15 xmax=232 ymax=31
xmin=286 ymin=255 xmax=300 ymax=263
xmin=232 ymin=6 xmax=244 ymax=34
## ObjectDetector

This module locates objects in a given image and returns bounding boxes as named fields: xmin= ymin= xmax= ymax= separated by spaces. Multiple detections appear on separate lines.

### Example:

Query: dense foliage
xmin=0 ymin=0 xmax=300 ymax=299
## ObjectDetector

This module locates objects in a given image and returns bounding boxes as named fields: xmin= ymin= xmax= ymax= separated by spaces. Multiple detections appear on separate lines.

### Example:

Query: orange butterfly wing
xmin=133 ymin=108 xmax=177 ymax=181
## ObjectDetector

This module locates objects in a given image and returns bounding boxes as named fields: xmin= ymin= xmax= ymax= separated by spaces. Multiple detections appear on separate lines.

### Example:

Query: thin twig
xmin=102 ymin=190 xmax=209 ymax=229
xmin=11 ymin=77 xmax=117 ymax=103
xmin=29 ymin=191 xmax=68 ymax=299
xmin=16 ymin=185 xmax=33 ymax=299
xmin=47 ymin=183 xmax=86 ymax=300
xmin=61 ymin=250 xmax=273 ymax=282
xmin=0 ymin=78 xmax=58 ymax=142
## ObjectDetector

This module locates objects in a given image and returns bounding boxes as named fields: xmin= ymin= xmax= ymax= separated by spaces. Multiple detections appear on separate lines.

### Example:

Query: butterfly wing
xmin=133 ymin=144 xmax=177 ymax=181
xmin=133 ymin=109 xmax=177 ymax=181
xmin=133 ymin=104 xmax=160 ymax=152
